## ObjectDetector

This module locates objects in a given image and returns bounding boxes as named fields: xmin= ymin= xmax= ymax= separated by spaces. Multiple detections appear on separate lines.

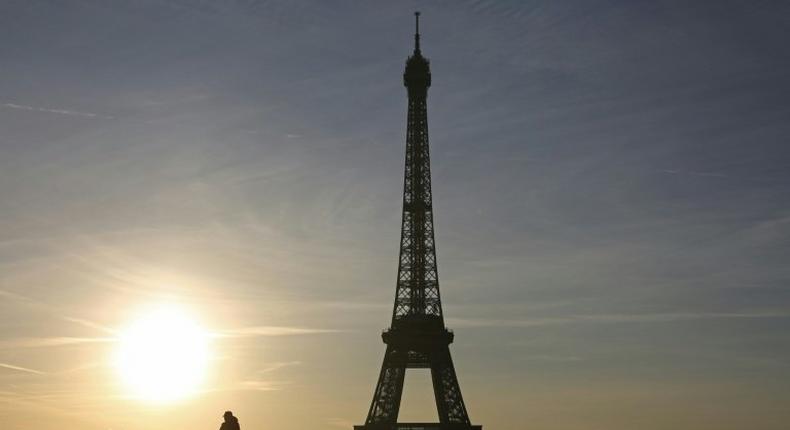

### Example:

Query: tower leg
xmin=365 ymin=346 xmax=406 ymax=425
xmin=431 ymin=346 xmax=471 ymax=425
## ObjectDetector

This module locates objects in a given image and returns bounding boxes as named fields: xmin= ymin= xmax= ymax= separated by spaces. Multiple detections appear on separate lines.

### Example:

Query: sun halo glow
xmin=114 ymin=305 xmax=211 ymax=404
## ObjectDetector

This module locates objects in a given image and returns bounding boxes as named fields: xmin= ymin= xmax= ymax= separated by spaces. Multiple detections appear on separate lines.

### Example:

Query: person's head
xmin=223 ymin=411 xmax=234 ymax=422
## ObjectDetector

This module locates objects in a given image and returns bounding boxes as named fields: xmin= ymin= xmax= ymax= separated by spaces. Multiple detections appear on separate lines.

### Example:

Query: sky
xmin=1 ymin=0 xmax=789 ymax=429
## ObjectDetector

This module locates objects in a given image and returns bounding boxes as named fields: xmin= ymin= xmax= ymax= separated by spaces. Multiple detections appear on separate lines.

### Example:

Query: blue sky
xmin=0 ymin=1 xmax=789 ymax=429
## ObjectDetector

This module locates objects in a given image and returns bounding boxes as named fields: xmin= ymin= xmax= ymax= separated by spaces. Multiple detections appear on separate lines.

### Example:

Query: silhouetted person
xmin=220 ymin=411 xmax=240 ymax=430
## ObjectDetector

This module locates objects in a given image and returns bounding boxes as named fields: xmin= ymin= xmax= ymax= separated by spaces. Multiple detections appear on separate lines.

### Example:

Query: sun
xmin=114 ymin=305 xmax=211 ymax=404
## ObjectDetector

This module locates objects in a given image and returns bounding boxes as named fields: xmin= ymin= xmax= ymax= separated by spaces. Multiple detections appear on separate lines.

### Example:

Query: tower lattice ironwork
xmin=355 ymin=13 xmax=482 ymax=430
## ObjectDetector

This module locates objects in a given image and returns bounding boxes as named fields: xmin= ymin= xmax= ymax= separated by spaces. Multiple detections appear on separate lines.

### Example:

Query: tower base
xmin=354 ymin=424 xmax=482 ymax=430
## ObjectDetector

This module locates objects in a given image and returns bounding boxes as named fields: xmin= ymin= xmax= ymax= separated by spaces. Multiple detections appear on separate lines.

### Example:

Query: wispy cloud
xmin=201 ymin=379 xmax=291 ymax=394
xmin=215 ymin=326 xmax=343 ymax=338
xmin=234 ymin=379 xmax=289 ymax=391
xmin=0 ymin=390 xmax=83 ymax=417
xmin=0 ymin=103 xmax=113 ymax=119
xmin=257 ymin=361 xmax=301 ymax=374
xmin=659 ymin=169 xmax=727 ymax=178
xmin=447 ymin=310 xmax=790 ymax=329
xmin=523 ymin=354 xmax=583 ymax=362
xmin=0 ymin=362 xmax=45 ymax=375
xmin=62 ymin=317 xmax=116 ymax=334
xmin=0 ymin=288 xmax=37 ymax=305
xmin=0 ymin=289 xmax=115 ymax=336
xmin=1 ymin=102 xmax=112 ymax=119
xmin=54 ymin=361 xmax=104 ymax=375
xmin=0 ymin=336 xmax=113 ymax=349
xmin=197 ymin=361 xmax=299 ymax=395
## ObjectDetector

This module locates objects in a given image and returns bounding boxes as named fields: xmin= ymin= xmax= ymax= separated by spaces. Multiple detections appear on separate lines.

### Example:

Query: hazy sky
xmin=1 ymin=1 xmax=789 ymax=429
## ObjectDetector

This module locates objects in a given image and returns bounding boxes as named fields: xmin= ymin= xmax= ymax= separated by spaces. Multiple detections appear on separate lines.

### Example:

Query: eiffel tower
xmin=355 ymin=13 xmax=482 ymax=430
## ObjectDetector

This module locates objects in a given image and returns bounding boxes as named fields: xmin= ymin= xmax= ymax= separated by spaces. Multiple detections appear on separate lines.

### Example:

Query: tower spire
xmin=414 ymin=11 xmax=421 ymax=54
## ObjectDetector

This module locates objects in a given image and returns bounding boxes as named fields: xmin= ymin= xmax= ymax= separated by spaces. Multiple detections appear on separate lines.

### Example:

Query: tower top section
xmin=414 ymin=11 xmax=421 ymax=54
xmin=404 ymin=11 xmax=431 ymax=91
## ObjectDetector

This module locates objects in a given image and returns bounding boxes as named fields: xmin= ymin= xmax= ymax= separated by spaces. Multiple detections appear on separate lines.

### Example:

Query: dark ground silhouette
xmin=220 ymin=411 xmax=240 ymax=430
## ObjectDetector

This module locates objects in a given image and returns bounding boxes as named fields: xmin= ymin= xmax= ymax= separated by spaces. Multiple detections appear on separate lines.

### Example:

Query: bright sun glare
xmin=114 ymin=305 xmax=210 ymax=404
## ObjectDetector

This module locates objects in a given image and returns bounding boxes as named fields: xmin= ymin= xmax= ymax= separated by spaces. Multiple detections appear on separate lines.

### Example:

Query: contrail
xmin=1 ymin=102 xmax=112 ymax=119
xmin=0 ymin=362 xmax=45 ymax=375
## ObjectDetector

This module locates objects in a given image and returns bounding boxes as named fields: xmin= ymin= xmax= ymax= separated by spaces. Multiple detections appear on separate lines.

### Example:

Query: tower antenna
xmin=414 ymin=11 xmax=421 ymax=53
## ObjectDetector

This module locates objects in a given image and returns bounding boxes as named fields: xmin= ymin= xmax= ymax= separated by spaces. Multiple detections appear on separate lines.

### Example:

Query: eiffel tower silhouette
xmin=355 ymin=13 xmax=482 ymax=430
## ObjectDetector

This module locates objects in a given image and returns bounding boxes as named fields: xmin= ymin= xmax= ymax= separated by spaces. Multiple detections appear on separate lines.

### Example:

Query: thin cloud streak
xmin=257 ymin=360 xmax=301 ymax=373
xmin=62 ymin=317 xmax=116 ymax=334
xmin=0 ymin=362 xmax=45 ymax=375
xmin=447 ymin=311 xmax=790 ymax=328
xmin=0 ymin=336 xmax=113 ymax=349
xmin=0 ymin=288 xmax=38 ymax=305
xmin=199 ymin=379 xmax=291 ymax=393
xmin=214 ymin=326 xmax=344 ymax=338
xmin=235 ymin=379 xmax=288 ymax=391
xmin=0 ymin=290 xmax=116 ymax=336
xmin=1 ymin=102 xmax=112 ymax=119
xmin=659 ymin=169 xmax=728 ymax=178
